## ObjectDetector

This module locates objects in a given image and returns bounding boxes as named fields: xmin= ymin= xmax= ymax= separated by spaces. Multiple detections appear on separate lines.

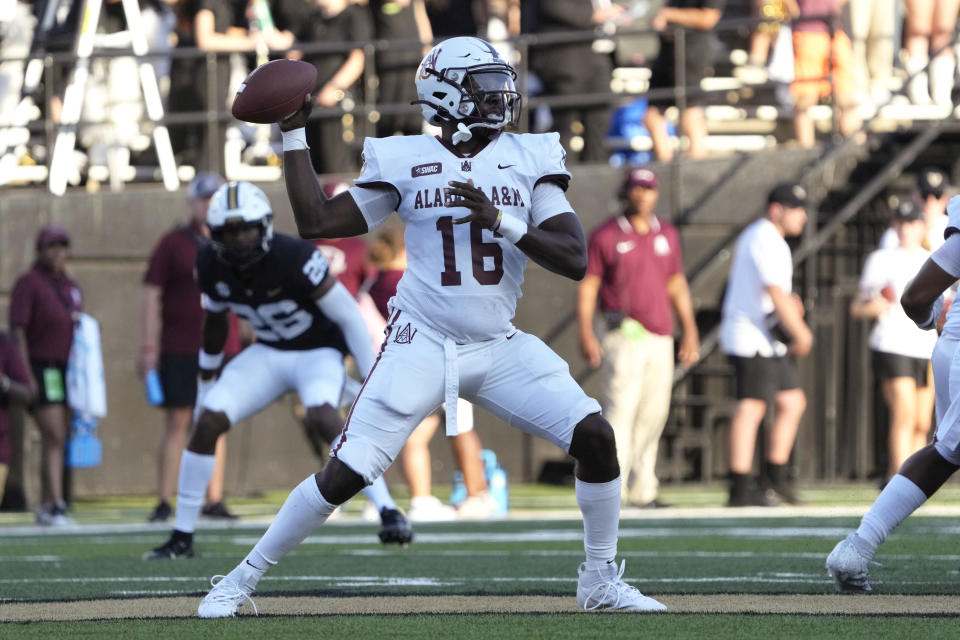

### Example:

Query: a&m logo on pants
xmin=394 ymin=323 xmax=417 ymax=345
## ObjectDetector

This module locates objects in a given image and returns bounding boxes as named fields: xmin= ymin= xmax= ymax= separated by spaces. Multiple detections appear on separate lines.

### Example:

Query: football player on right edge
xmin=196 ymin=36 xmax=666 ymax=617
xmin=826 ymin=195 xmax=960 ymax=592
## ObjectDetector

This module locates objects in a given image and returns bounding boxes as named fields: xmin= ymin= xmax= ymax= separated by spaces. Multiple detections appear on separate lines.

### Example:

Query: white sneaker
xmin=825 ymin=533 xmax=874 ymax=594
xmin=576 ymin=560 xmax=667 ymax=611
xmin=456 ymin=493 xmax=498 ymax=520
xmin=197 ymin=571 xmax=259 ymax=618
xmin=407 ymin=496 xmax=457 ymax=522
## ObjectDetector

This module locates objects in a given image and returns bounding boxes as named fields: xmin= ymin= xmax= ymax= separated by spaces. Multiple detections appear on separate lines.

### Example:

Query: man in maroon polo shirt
xmin=0 ymin=333 xmax=34 ymax=506
xmin=577 ymin=167 xmax=700 ymax=509
xmin=10 ymin=225 xmax=84 ymax=526
xmin=139 ymin=173 xmax=238 ymax=523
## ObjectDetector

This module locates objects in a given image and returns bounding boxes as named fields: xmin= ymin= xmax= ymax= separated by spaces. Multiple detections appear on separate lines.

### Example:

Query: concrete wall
xmin=0 ymin=148 xmax=816 ymax=499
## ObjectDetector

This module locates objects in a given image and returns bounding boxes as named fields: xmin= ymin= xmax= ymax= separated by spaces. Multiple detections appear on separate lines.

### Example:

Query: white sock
xmin=576 ymin=477 xmax=621 ymax=567
xmin=361 ymin=476 xmax=396 ymax=512
xmin=243 ymin=475 xmax=336 ymax=578
xmin=173 ymin=450 xmax=216 ymax=534
xmin=854 ymin=474 xmax=927 ymax=558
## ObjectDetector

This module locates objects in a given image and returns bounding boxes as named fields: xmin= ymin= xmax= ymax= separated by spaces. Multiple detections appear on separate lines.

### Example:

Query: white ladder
xmin=47 ymin=0 xmax=179 ymax=195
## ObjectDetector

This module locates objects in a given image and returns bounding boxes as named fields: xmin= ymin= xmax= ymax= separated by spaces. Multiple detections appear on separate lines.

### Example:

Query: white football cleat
xmin=197 ymin=573 xmax=259 ymax=618
xmin=826 ymin=533 xmax=874 ymax=594
xmin=576 ymin=560 xmax=667 ymax=612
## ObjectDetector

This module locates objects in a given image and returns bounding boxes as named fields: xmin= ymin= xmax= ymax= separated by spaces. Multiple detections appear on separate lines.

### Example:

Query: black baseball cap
xmin=893 ymin=200 xmax=923 ymax=222
xmin=918 ymin=167 xmax=949 ymax=198
xmin=767 ymin=183 xmax=808 ymax=208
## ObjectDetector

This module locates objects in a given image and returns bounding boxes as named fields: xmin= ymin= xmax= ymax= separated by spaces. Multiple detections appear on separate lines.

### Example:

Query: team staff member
xmin=9 ymin=226 xmax=83 ymax=526
xmin=720 ymin=183 xmax=812 ymax=507
xmin=139 ymin=173 xmax=239 ymax=523
xmin=0 ymin=332 xmax=34 ymax=506
xmin=578 ymin=167 xmax=699 ymax=509
xmin=851 ymin=202 xmax=937 ymax=483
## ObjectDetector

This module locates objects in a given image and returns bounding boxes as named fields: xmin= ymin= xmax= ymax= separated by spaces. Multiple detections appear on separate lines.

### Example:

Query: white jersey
xmin=720 ymin=218 xmax=793 ymax=357
xmin=858 ymin=247 xmax=937 ymax=359
xmin=353 ymin=132 xmax=572 ymax=343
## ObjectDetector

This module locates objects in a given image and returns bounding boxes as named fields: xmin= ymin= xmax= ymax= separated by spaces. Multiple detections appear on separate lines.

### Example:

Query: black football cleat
xmin=378 ymin=507 xmax=414 ymax=545
xmin=143 ymin=533 xmax=195 ymax=560
xmin=201 ymin=501 xmax=239 ymax=520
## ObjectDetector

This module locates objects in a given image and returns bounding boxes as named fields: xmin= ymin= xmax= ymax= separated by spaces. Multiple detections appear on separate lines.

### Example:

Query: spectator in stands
xmin=169 ymin=0 xmax=293 ymax=172
xmin=139 ymin=173 xmax=241 ymax=523
xmin=720 ymin=183 xmax=812 ymax=507
xmin=902 ymin=0 xmax=959 ymax=107
xmin=790 ymin=0 xmax=861 ymax=148
xmin=735 ymin=0 xmax=799 ymax=84
xmin=369 ymin=1 xmax=433 ymax=137
xmin=366 ymin=226 xmax=498 ymax=521
xmin=425 ymin=0 xmax=484 ymax=37
xmin=527 ymin=0 xmax=624 ymax=164
xmin=643 ymin=0 xmax=726 ymax=162
xmin=275 ymin=0 xmax=372 ymax=174
xmin=577 ymin=167 xmax=699 ymax=508
xmin=851 ymin=201 xmax=937 ymax=484
xmin=0 ymin=333 xmax=34 ymax=508
xmin=848 ymin=0 xmax=896 ymax=110
xmin=9 ymin=226 xmax=83 ymax=526
xmin=880 ymin=168 xmax=952 ymax=251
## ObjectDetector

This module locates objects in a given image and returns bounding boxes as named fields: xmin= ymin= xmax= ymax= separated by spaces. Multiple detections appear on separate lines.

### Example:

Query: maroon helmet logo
xmin=418 ymin=47 xmax=442 ymax=80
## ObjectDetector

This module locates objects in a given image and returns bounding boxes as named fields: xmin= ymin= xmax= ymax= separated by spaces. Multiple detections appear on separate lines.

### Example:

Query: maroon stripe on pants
xmin=333 ymin=309 xmax=402 ymax=457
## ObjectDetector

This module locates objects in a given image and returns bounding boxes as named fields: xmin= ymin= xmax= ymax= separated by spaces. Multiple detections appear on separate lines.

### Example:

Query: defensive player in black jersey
xmin=146 ymin=182 xmax=412 ymax=559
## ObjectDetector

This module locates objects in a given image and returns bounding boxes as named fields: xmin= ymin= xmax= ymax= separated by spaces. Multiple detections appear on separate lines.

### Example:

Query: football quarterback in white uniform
xmin=827 ymin=195 xmax=960 ymax=593
xmin=197 ymin=36 xmax=667 ymax=618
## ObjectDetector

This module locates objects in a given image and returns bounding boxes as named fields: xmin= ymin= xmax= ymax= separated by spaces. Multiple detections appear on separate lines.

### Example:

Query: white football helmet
xmin=207 ymin=181 xmax=274 ymax=267
xmin=414 ymin=37 xmax=520 ymax=144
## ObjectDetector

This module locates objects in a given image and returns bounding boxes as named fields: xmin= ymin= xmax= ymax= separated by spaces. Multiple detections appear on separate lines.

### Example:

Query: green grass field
xmin=2 ymin=484 xmax=960 ymax=638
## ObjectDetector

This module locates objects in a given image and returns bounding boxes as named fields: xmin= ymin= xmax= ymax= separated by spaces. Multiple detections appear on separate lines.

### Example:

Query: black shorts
xmin=729 ymin=354 xmax=801 ymax=401
xmin=159 ymin=353 xmax=199 ymax=408
xmin=647 ymin=41 xmax=713 ymax=109
xmin=30 ymin=360 xmax=69 ymax=407
xmin=872 ymin=351 xmax=929 ymax=386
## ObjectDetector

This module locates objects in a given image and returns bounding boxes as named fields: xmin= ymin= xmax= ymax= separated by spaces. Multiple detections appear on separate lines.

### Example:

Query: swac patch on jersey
xmin=412 ymin=162 xmax=442 ymax=178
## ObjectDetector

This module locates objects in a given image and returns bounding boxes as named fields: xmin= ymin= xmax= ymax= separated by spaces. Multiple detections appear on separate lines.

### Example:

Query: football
xmin=231 ymin=59 xmax=317 ymax=124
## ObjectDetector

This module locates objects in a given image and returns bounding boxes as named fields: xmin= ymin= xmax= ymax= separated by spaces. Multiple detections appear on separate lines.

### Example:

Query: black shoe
xmin=201 ymin=501 xmax=238 ymax=520
xmin=727 ymin=486 xmax=780 ymax=507
xmin=628 ymin=499 xmax=672 ymax=509
xmin=767 ymin=483 xmax=804 ymax=505
xmin=148 ymin=501 xmax=172 ymax=523
xmin=378 ymin=507 xmax=414 ymax=545
xmin=144 ymin=534 xmax=194 ymax=560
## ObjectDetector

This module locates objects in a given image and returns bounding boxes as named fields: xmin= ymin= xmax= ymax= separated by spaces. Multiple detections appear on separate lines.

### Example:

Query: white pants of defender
xmin=333 ymin=310 xmax=601 ymax=483
xmin=600 ymin=329 xmax=674 ymax=505
xmin=203 ymin=343 xmax=345 ymax=423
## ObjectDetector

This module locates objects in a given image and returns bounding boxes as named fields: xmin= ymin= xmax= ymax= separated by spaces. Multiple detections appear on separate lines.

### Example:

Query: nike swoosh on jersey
xmin=616 ymin=241 xmax=636 ymax=254
xmin=506 ymin=331 xmax=518 ymax=340
xmin=498 ymin=163 xmax=515 ymax=169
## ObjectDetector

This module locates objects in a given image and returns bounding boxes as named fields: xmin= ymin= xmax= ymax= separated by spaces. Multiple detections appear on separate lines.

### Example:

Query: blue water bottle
xmin=145 ymin=369 xmax=165 ymax=406
xmin=449 ymin=470 xmax=467 ymax=507
xmin=482 ymin=450 xmax=509 ymax=516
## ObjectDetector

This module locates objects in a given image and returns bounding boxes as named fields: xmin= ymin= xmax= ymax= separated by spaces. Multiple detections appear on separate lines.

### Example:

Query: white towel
xmin=66 ymin=313 xmax=107 ymax=418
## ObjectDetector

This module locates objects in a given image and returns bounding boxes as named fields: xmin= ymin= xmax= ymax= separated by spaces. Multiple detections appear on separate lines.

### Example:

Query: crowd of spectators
xmin=0 ymin=0 xmax=956 ymax=183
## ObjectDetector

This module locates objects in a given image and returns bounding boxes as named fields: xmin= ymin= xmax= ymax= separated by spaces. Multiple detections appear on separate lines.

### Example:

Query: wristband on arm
xmin=198 ymin=350 xmax=224 ymax=371
xmin=916 ymin=296 xmax=945 ymax=330
xmin=282 ymin=127 xmax=309 ymax=152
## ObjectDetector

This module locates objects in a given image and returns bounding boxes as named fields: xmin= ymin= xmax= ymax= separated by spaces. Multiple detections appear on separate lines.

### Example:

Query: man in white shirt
xmin=720 ymin=183 xmax=813 ymax=507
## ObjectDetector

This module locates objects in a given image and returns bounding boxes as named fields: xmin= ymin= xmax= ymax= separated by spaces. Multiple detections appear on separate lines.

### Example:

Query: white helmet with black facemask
xmin=206 ymin=181 xmax=274 ymax=269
